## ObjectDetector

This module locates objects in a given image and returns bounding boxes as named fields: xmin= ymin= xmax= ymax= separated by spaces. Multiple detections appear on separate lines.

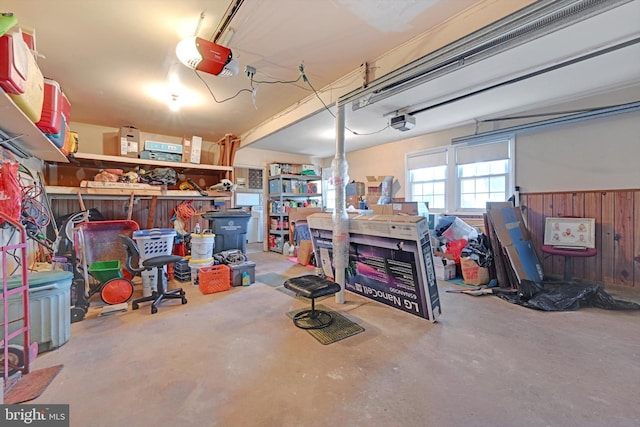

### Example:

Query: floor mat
xmin=286 ymin=305 xmax=365 ymax=345
xmin=255 ymin=272 xmax=294 ymax=288
xmin=4 ymin=364 xmax=63 ymax=404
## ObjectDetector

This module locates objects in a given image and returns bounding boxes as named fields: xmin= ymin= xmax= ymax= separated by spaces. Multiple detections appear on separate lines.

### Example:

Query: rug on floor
xmin=4 ymin=364 xmax=63 ymax=404
xmin=286 ymin=305 xmax=365 ymax=345
xmin=255 ymin=272 xmax=294 ymax=288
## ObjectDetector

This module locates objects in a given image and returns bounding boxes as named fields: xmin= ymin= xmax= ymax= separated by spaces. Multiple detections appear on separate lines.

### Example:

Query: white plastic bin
xmin=188 ymin=257 xmax=214 ymax=286
xmin=190 ymin=233 xmax=215 ymax=261
xmin=1 ymin=271 xmax=72 ymax=354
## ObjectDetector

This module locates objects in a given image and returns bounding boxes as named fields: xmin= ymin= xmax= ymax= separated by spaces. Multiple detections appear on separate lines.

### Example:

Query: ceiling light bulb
xmin=176 ymin=36 xmax=201 ymax=69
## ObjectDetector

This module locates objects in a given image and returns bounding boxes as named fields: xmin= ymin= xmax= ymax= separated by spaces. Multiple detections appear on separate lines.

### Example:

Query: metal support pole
xmin=332 ymin=104 xmax=349 ymax=303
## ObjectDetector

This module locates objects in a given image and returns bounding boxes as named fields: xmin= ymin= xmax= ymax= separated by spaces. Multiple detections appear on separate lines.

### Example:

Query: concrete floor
xmin=28 ymin=244 xmax=640 ymax=427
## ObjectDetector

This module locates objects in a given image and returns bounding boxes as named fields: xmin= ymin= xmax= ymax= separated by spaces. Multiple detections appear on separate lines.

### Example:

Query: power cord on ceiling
xmin=194 ymin=70 xmax=253 ymax=103
xmin=299 ymin=64 xmax=390 ymax=136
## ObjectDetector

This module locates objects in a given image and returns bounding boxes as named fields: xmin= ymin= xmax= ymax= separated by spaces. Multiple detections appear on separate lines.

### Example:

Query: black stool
xmin=284 ymin=275 xmax=341 ymax=329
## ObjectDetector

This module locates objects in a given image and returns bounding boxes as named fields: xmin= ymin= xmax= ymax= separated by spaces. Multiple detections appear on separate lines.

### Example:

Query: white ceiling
xmin=3 ymin=0 xmax=640 ymax=160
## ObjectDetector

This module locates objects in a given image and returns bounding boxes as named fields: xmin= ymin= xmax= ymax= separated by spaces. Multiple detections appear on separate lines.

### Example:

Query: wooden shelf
xmin=269 ymin=174 xmax=320 ymax=181
xmin=0 ymin=89 xmax=68 ymax=163
xmin=271 ymin=192 xmax=322 ymax=198
xmin=46 ymin=185 xmax=232 ymax=200
xmin=69 ymin=152 xmax=233 ymax=172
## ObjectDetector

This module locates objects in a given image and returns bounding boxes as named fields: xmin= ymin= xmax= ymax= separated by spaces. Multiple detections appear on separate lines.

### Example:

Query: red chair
xmin=540 ymin=245 xmax=597 ymax=282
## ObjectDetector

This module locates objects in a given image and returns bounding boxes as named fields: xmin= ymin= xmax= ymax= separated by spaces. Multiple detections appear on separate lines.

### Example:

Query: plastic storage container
xmin=202 ymin=210 xmax=251 ymax=255
xmin=45 ymin=114 xmax=66 ymax=148
xmin=1 ymin=271 xmax=73 ymax=354
xmin=188 ymin=257 xmax=214 ymax=286
xmin=36 ymin=78 xmax=62 ymax=135
xmin=190 ymin=232 xmax=215 ymax=261
xmin=133 ymin=228 xmax=176 ymax=260
xmin=4 ymin=33 xmax=44 ymax=122
xmin=198 ymin=264 xmax=231 ymax=295
xmin=173 ymin=259 xmax=191 ymax=283
xmin=0 ymin=33 xmax=26 ymax=94
xmin=133 ymin=228 xmax=176 ymax=296
xmin=228 ymin=261 xmax=256 ymax=287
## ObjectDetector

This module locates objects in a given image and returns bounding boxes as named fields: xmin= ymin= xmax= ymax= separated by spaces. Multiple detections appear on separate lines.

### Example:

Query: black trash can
xmin=202 ymin=209 xmax=252 ymax=255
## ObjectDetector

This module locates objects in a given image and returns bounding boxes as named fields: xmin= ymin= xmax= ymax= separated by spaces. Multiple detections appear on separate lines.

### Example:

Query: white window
xmin=455 ymin=140 xmax=511 ymax=211
xmin=407 ymin=137 xmax=513 ymax=213
xmin=322 ymin=167 xmax=335 ymax=211
xmin=407 ymin=149 xmax=448 ymax=211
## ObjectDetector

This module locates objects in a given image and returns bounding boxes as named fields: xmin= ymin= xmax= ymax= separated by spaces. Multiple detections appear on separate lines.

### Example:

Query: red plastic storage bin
xmin=0 ymin=33 xmax=26 ymax=94
xmin=36 ymin=78 xmax=62 ymax=134
xmin=45 ymin=115 xmax=66 ymax=148
xmin=60 ymin=91 xmax=70 ymax=122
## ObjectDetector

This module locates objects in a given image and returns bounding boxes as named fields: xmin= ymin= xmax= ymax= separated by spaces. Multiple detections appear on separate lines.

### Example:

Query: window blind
xmin=455 ymin=140 xmax=509 ymax=165
xmin=407 ymin=149 xmax=447 ymax=170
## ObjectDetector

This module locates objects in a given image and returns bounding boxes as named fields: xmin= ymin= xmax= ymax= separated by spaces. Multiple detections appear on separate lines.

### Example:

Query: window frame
xmin=406 ymin=136 xmax=515 ymax=214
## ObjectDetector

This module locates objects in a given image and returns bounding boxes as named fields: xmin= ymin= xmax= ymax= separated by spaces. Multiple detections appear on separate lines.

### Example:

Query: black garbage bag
xmin=500 ymin=279 xmax=640 ymax=311
xmin=461 ymin=234 xmax=493 ymax=268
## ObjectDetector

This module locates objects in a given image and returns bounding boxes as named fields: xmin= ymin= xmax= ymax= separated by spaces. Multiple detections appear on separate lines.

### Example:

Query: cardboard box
xmin=190 ymin=135 xmax=202 ymax=164
xmin=297 ymin=240 xmax=313 ymax=265
xmin=370 ymin=202 xmax=428 ymax=216
xmin=144 ymin=140 xmax=183 ymax=154
xmin=433 ymin=256 xmax=456 ymax=280
xmin=307 ymin=213 xmax=441 ymax=322
xmin=181 ymin=137 xmax=192 ymax=163
xmin=119 ymin=126 xmax=139 ymax=158
xmin=488 ymin=204 xmax=543 ymax=283
xmin=346 ymin=195 xmax=360 ymax=208
xmin=346 ymin=182 xmax=365 ymax=196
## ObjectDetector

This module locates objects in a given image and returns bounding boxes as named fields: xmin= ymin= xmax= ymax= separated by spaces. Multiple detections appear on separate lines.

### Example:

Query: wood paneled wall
xmin=519 ymin=189 xmax=640 ymax=290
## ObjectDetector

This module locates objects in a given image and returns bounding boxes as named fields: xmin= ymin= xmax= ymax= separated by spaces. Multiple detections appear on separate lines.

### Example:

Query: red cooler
xmin=0 ymin=33 xmax=27 ymax=94
xmin=36 ymin=78 xmax=62 ymax=135
xmin=60 ymin=90 xmax=70 ymax=122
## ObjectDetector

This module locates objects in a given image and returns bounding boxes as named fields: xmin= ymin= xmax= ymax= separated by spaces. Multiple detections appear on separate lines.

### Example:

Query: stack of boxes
xmin=118 ymin=128 xmax=202 ymax=164
xmin=140 ymin=140 xmax=183 ymax=162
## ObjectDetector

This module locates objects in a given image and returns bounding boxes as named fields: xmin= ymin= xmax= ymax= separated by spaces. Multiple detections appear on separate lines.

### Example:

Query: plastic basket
xmin=133 ymin=228 xmax=176 ymax=260
xmin=199 ymin=265 xmax=231 ymax=295
xmin=88 ymin=260 xmax=122 ymax=283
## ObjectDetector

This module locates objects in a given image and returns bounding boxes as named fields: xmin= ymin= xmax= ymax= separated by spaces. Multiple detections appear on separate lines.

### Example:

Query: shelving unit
xmin=267 ymin=173 xmax=321 ymax=253
xmin=70 ymin=152 xmax=233 ymax=173
xmin=45 ymin=152 xmax=234 ymax=201
xmin=0 ymin=89 xmax=68 ymax=163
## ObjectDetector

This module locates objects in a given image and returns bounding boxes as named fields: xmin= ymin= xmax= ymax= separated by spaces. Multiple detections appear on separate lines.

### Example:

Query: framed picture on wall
xmin=543 ymin=217 xmax=596 ymax=248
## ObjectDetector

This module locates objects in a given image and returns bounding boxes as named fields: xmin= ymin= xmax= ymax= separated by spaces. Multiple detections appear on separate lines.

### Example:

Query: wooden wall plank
xmin=571 ymin=192 xmax=586 ymax=278
xmin=583 ymin=192 xmax=601 ymax=282
xmin=551 ymin=193 xmax=573 ymax=276
xmin=614 ymin=191 xmax=634 ymax=287
xmin=601 ymin=191 xmax=616 ymax=284
xmin=542 ymin=194 xmax=555 ymax=275
xmin=523 ymin=194 xmax=545 ymax=267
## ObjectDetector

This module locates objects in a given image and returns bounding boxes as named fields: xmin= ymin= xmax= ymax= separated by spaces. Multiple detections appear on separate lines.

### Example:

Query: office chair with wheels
xmin=119 ymin=235 xmax=187 ymax=314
